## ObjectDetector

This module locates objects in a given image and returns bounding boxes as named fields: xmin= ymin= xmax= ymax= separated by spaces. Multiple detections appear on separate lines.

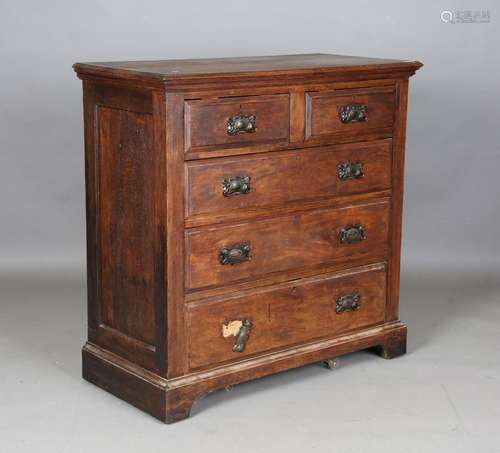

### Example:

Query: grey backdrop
xmin=1 ymin=0 xmax=499 ymax=273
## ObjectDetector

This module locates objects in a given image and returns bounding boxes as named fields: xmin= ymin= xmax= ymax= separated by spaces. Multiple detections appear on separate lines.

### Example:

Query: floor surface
xmin=1 ymin=269 xmax=499 ymax=453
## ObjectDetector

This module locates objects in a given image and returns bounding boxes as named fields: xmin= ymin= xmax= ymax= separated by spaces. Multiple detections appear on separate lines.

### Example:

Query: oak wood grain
xmin=82 ymin=321 xmax=407 ymax=423
xmin=186 ymin=200 xmax=390 ymax=291
xmin=74 ymin=53 xmax=422 ymax=89
xmin=185 ymin=189 xmax=392 ymax=229
xmin=386 ymin=79 xmax=409 ymax=321
xmin=188 ymin=265 xmax=387 ymax=369
xmin=185 ymin=94 xmax=290 ymax=153
xmin=83 ymin=83 xmax=167 ymax=373
xmin=306 ymin=87 xmax=396 ymax=140
xmin=165 ymin=93 xmax=189 ymax=378
xmin=75 ymin=53 xmax=422 ymax=423
xmin=186 ymin=139 xmax=392 ymax=218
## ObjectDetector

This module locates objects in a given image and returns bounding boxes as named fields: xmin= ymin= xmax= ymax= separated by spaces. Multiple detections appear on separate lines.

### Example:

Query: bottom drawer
xmin=187 ymin=264 xmax=387 ymax=369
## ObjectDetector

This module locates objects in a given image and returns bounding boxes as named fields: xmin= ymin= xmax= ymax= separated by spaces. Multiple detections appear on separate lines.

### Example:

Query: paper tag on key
xmin=222 ymin=320 xmax=243 ymax=338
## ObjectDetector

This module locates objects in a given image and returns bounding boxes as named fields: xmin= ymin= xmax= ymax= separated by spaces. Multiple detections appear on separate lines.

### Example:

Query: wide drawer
xmin=188 ymin=265 xmax=387 ymax=369
xmin=306 ymin=87 xmax=396 ymax=141
xmin=186 ymin=140 xmax=392 ymax=218
xmin=185 ymin=94 xmax=290 ymax=152
xmin=186 ymin=200 xmax=390 ymax=291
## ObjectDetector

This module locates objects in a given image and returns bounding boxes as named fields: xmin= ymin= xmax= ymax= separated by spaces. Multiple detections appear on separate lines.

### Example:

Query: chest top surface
xmin=73 ymin=53 xmax=422 ymax=84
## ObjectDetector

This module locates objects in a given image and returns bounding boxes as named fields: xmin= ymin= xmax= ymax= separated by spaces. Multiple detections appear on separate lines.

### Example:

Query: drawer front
xmin=186 ymin=200 xmax=389 ymax=291
xmin=185 ymin=95 xmax=290 ymax=152
xmin=306 ymin=88 xmax=395 ymax=140
xmin=188 ymin=265 xmax=387 ymax=369
xmin=186 ymin=140 xmax=392 ymax=218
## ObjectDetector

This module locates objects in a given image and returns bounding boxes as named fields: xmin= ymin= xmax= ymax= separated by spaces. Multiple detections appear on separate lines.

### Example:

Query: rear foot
xmin=375 ymin=328 xmax=407 ymax=359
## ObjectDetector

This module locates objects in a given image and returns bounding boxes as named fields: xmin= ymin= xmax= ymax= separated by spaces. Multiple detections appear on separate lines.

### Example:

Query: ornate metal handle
xmin=233 ymin=319 xmax=252 ymax=352
xmin=339 ymin=104 xmax=368 ymax=123
xmin=227 ymin=114 xmax=256 ymax=135
xmin=338 ymin=161 xmax=364 ymax=180
xmin=219 ymin=243 xmax=251 ymax=265
xmin=223 ymin=175 xmax=251 ymax=197
xmin=339 ymin=225 xmax=366 ymax=244
xmin=336 ymin=293 xmax=361 ymax=314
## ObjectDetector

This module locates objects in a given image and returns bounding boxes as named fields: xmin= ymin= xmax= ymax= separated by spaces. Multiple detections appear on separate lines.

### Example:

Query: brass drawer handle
xmin=339 ymin=104 xmax=368 ymax=123
xmin=233 ymin=319 xmax=252 ymax=352
xmin=222 ymin=319 xmax=253 ymax=352
xmin=227 ymin=114 xmax=256 ymax=135
xmin=339 ymin=224 xmax=366 ymax=244
xmin=223 ymin=175 xmax=251 ymax=196
xmin=338 ymin=161 xmax=364 ymax=180
xmin=219 ymin=243 xmax=251 ymax=265
xmin=336 ymin=293 xmax=361 ymax=314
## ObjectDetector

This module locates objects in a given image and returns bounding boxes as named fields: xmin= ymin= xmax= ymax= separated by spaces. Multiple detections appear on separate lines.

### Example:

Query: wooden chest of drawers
xmin=73 ymin=54 xmax=422 ymax=423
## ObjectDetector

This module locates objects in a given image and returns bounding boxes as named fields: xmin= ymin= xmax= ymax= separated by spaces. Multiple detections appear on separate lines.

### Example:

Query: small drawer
xmin=185 ymin=94 xmax=290 ymax=153
xmin=187 ymin=265 xmax=387 ymax=369
xmin=186 ymin=140 xmax=392 ymax=218
xmin=185 ymin=200 xmax=390 ymax=291
xmin=306 ymin=87 xmax=396 ymax=141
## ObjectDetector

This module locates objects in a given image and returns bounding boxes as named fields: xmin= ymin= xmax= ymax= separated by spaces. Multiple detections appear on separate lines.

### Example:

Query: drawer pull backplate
xmin=222 ymin=175 xmax=251 ymax=196
xmin=219 ymin=243 xmax=251 ymax=265
xmin=227 ymin=114 xmax=256 ymax=135
xmin=336 ymin=293 xmax=361 ymax=313
xmin=339 ymin=104 xmax=368 ymax=123
xmin=338 ymin=161 xmax=364 ymax=180
xmin=339 ymin=225 xmax=366 ymax=244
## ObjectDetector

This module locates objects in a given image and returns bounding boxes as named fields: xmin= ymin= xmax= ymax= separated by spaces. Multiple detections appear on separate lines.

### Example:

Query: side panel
xmin=98 ymin=106 xmax=157 ymax=344
xmin=82 ymin=81 xmax=167 ymax=373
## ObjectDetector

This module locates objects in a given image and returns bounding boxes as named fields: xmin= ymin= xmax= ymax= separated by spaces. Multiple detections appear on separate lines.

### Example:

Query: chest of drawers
xmin=74 ymin=54 xmax=422 ymax=423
